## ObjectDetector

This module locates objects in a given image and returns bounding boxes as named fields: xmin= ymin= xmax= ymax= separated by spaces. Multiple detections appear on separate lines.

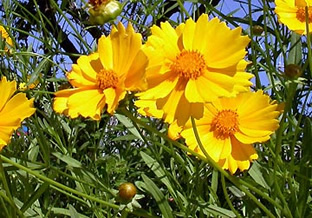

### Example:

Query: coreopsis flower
xmin=53 ymin=22 xmax=148 ymax=120
xmin=135 ymin=14 xmax=253 ymax=127
xmin=0 ymin=77 xmax=36 ymax=150
xmin=88 ymin=0 xmax=122 ymax=25
xmin=19 ymin=74 xmax=41 ymax=91
xmin=173 ymin=91 xmax=282 ymax=174
xmin=275 ymin=0 xmax=312 ymax=34
xmin=0 ymin=25 xmax=13 ymax=49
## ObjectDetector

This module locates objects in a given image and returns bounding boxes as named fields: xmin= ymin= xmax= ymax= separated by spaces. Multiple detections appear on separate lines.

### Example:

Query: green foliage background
xmin=0 ymin=0 xmax=312 ymax=217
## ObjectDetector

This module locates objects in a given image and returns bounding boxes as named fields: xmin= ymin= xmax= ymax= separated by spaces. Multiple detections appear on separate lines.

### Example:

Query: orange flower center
xmin=96 ymin=69 xmax=119 ymax=90
xmin=296 ymin=7 xmax=312 ymax=23
xmin=89 ymin=0 xmax=110 ymax=7
xmin=171 ymin=50 xmax=207 ymax=80
xmin=211 ymin=109 xmax=239 ymax=139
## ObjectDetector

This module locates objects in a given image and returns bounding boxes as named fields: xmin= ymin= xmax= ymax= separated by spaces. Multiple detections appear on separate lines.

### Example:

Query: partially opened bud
xmin=88 ymin=0 xmax=122 ymax=25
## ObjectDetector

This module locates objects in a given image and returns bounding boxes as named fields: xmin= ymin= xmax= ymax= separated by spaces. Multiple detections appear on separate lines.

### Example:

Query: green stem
xmin=0 ymin=157 xmax=25 ymax=218
xmin=120 ymin=108 xmax=282 ymax=217
xmin=190 ymin=117 xmax=275 ymax=218
xmin=221 ymin=174 xmax=242 ymax=218
xmin=177 ymin=0 xmax=190 ymax=19
xmin=0 ymin=155 xmax=154 ymax=218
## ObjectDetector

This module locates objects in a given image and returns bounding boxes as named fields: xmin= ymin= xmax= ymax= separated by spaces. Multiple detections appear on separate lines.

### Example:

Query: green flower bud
xmin=89 ymin=0 xmax=122 ymax=25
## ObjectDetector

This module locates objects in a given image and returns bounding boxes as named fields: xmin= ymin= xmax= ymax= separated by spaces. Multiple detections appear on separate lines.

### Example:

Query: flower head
xmin=53 ymin=22 xmax=148 ymax=120
xmin=135 ymin=14 xmax=253 ymax=127
xmin=173 ymin=91 xmax=282 ymax=174
xmin=275 ymin=0 xmax=312 ymax=34
xmin=0 ymin=77 xmax=36 ymax=150
xmin=0 ymin=25 xmax=13 ymax=49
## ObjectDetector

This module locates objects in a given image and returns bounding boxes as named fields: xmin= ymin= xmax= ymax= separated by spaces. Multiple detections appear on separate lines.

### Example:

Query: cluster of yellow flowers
xmin=0 ymin=0 xmax=309 ymax=174
xmin=52 ymin=14 xmax=282 ymax=174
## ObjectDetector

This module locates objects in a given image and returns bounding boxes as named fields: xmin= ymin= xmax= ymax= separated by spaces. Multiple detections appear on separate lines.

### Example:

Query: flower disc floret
xmin=96 ymin=69 xmax=119 ymax=90
xmin=296 ymin=7 xmax=312 ymax=22
xmin=211 ymin=109 xmax=239 ymax=139
xmin=171 ymin=50 xmax=206 ymax=80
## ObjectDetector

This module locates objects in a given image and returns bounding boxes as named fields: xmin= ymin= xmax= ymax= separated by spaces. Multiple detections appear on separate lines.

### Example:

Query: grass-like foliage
xmin=0 ymin=0 xmax=311 ymax=217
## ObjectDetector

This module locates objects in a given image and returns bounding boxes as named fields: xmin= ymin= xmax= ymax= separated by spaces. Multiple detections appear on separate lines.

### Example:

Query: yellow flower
xmin=135 ymin=14 xmax=253 ymax=127
xmin=53 ymin=22 xmax=148 ymax=120
xmin=19 ymin=74 xmax=41 ymax=91
xmin=0 ymin=77 xmax=36 ymax=150
xmin=174 ymin=91 xmax=282 ymax=174
xmin=0 ymin=25 xmax=13 ymax=49
xmin=275 ymin=0 xmax=312 ymax=34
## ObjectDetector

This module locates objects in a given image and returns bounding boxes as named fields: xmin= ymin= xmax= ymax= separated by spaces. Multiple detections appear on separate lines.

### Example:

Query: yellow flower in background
xmin=0 ymin=77 xmax=36 ymax=150
xmin=53 ymin=22 xmax=148 ymax=120
xmin=19 ymin=74 xmax=41 ymax=91
xmin=0 ymin=25 xmax=13 ymax=48
xmin=173 ymin=91 xmax=282 ymax=174
xmin=275 ymin=0 xmax=312 ymax=34
xmin=135 ymin=14 xmax=253 ymax=127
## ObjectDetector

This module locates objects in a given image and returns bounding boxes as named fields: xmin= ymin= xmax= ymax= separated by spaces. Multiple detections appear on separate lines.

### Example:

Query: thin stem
xmin=221 ymin=174 xmax=242 ymax=218
xmin=190 ymin=117 xmax=275 ymax=218
xmin=0 ymin=157 xmax=25 ymax=218
xmin=0 ymin=155 xmax=155 ymax=218
xmin=120 ymin=108 xmax=282 ymax=217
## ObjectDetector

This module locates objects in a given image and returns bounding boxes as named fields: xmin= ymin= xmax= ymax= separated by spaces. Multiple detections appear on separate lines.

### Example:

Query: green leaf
xmin=20 ymin=182 xmax=49 ymax=213
xmin=140 ymin=151 xmax=176 ymax=198
xmin=288 ymin=32 xmax=302 ymax=65
xmin=248 ymin=162 xmax=270 ymax=189
xmin=52 ymin=152 xmax=82 ymax=168
xmin=205 ymin=205 xmax=236 ymax=218
xmin=298 ymin=118 xmax=312 ymax=217
xmin=69 ymin=205 xmax=80 ymax=218
xmin=115 ymin=114 xmax=144 ymax=141
xmin=141 ymin=174 xmax=173 ymax=218
xmin=51 ymin=207 xmax=89 ymax=218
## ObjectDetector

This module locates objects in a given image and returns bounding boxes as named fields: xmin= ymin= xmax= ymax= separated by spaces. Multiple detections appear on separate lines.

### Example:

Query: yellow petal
xmin=0 ymin=77 xmax=16 ymax=111
xmin=98 ymin=35 xmax=113 ymax=69
xmin=0 ymin=93 xmax=35 ymax=122
xmin=65 ymin=88 xmax=105 ymax=120
xmin=124 ymin=50 xmax=148 ymax=91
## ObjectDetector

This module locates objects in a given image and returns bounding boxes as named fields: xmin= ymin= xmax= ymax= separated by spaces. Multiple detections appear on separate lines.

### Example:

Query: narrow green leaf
xmin=298 ymin=118 xmax=312 ymax=217
xmin=52 ymin=152 xmax=82 ymax=168
xmin=141 ymin=174 xmax=173 ymax=218
xmin=69 ymin=205 xmax=80 ymax=218
xmin=288 ymin=32 xmax=302 ymax=65
xmin=51 ymin=207 xmax=89 ymax=218
xmin=115 ymin=114 xmax=143 ymax=141
xmin=248 ymin=162 xmax=270 ymax=189
xmin=205 ymin=205 xmax=236 ymax=217
xmin=20 ymin=182 xmax=49 ymax=213
xmin=140 ymin=151 xmax=176 ymax=198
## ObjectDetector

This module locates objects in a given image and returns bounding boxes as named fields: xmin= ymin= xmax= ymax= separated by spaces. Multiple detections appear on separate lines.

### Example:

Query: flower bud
xmin=252 ymin=25 xmax=264 ymax=36
xmin=118 ymin=182 xmax=137 ymax=201
xmin=284 ymin=64 xmax=302 ymax=79
xmin=88 ymin=0 xmax=122 ymax=25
